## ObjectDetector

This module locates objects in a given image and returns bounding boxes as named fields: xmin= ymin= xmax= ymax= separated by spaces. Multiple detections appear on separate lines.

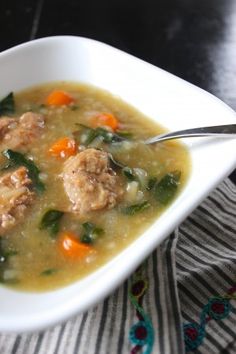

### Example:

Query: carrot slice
xmin=59 ymin=232 xmax=96 ymax=259
xmin=45 ymin=90 xmax=74 ymax=106
xmin=91 ymin=112 xmax=119 ymax=131
xmin=49 ymin=137 xmax=77 ymax=158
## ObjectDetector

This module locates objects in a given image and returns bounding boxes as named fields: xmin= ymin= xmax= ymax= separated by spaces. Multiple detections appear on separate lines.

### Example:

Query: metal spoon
xmin=144 ymin=124 xmax=236 ymax=145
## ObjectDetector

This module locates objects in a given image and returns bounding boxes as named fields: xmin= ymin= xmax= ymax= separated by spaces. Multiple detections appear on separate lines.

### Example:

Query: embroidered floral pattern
xmin=184 ymin=286 xmax=236 ymax=352
xmin=129 ymin=265 xmax=154 ymax=354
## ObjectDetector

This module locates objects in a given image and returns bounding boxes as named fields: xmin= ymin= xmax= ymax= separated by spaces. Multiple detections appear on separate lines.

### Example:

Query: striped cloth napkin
xmin=0 ymin=178 xmax=236 ymax=354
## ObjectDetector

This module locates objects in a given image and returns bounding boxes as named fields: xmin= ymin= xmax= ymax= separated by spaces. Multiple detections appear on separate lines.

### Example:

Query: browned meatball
xmin=62 ymin=148 xmax=123 ymax=216
xmin=0 ymin=112 xmax=45 ymax=152
xmin=0 ymin=167 xmax=34 ymax=235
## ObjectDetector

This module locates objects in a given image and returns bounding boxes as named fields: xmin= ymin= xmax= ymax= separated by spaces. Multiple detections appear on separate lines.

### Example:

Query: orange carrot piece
xmin=59 ymin=232 xmax=96 ymax=259
xmin=45 ymin=90 xmax=74 ymax=106
xmin=49 ymin=137 xmax=77 ymax=158
xmin=91 ymin=112 xmax=119 ymax=131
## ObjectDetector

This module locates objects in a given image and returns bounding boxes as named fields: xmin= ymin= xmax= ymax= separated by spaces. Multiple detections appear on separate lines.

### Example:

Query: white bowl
xmin=0 ymin=36 xmax=235 ymax=333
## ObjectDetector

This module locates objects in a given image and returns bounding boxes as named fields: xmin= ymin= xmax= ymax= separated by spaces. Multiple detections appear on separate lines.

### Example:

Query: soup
xmin=0 ymin=82 xmax=190 ymax=291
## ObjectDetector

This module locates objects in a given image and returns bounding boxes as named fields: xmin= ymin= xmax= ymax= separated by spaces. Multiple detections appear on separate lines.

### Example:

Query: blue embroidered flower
xmin=207 ymin=297 xmax=231 ymax=320
xmin=184 ymin=323 xmax=205 ymax=352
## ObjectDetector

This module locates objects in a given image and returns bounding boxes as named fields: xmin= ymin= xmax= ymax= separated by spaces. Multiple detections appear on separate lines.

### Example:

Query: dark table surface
xmin=0 ymin=0 xmax=236 ymax=182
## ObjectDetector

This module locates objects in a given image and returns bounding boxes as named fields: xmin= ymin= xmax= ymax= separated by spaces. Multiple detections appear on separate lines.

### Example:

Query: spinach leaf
xmin=0 ymin=92 xmax=15 ymax=116
xmin=0 ymin=250 xmax=17 ymax=262
xmin=147 ymin=177 xmax=158 ymax=191
xmin=154 ymin=171 xmax=181 ymax=205
xmin=82 ymin=126 xmax=98 ymax=145
xmin=108 ymin=153 xmax=125 ymax=169
xmin=122 ymin=167 xmax=149 ymax=190
xmin=96 ymin=127 xmax=124 ymax=143
xmin=73 ymin=124 xmax=97 ymax=145
xmin=80 ymin=222 xmax=103 ymax=244
xmin=122 ymin=166 xmax=136 ymax=181
xmin=39 ymin=209 xmax=64 ymax=236
xmin=0 ymin=241 xmax=18 ymax=284
xmin=116 ymin=130 xmax=133 ymax=138
xmin=74 ymin=124 xmax=126 ymax=146
xmin=40 ymin=268 xmax=58 ymax=276
xmin=0 ymin=161 xmax=15 ymax=171
xmin=70 ymin=105 xmax=79 ymax=111
xmin=122 ymin=201 xmax=151 ymax=215
xmin=108 ymin=154 xmax=142 ymax=186
xmin=0 ymin=277 xmax=20 ymax=285
xmin=0 ymin=241 xmax=17 ymax=264
xmin=2 ymin=149 xmax=45 ymax=193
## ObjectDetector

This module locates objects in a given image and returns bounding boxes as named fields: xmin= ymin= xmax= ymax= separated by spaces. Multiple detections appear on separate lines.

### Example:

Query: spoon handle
xmin=145 ymin=124 xmax=236 ymax=145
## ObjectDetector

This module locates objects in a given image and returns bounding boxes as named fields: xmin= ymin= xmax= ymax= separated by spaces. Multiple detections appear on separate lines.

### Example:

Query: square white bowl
xmin=0 ymin=36 xmax=235 ymax=333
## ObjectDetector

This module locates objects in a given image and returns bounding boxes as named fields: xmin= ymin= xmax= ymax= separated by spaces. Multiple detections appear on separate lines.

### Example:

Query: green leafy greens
xmin=80 ymin=222 xmax=104 ymax=244
xmin=0 ymin=240 xmax=18 ymax=284
xmin=39 ymin=209 xmax=64 ymax=236
xmin=0 ymin=241 xmax=17 ymax=264
xmin=2 ymin=149 xmax=45 ymax=193
xmin=154 ymin=171 xmax=181 ymax=205
xmin=122 ymin=166 xmax=136 ymax=181
xmin=147 ymin=177 xmax=158 ymax=191
xmin=40 ymin=268 xmax=58 ymax=276
xmin=115 ymin=130 xmax=133 ymax=138
xmin=108 ymin=153 xmax=125 ymax=169
xmin=74 ymin=124 xmax=127 ymax=146
xmin=70 ymin=104 xmax=80 ymax=111
xmin=0 ymin=92 xmax=15 ymax=116
xmin=122 ymin=201 xmax=151 ymax=215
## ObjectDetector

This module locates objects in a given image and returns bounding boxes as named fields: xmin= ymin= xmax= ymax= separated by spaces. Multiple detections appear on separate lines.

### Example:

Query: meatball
xmin=0 ymin=167 xmax=34 ymax=235
xmin=0 ymin=112 xmax=45 ymax=152
xmin=62 ymin=148 xmax=123 ymax=216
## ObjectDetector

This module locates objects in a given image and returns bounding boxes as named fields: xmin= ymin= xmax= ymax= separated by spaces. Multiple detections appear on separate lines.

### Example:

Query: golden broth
xmin=0 ymin=82 xmax=191 ymax=291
